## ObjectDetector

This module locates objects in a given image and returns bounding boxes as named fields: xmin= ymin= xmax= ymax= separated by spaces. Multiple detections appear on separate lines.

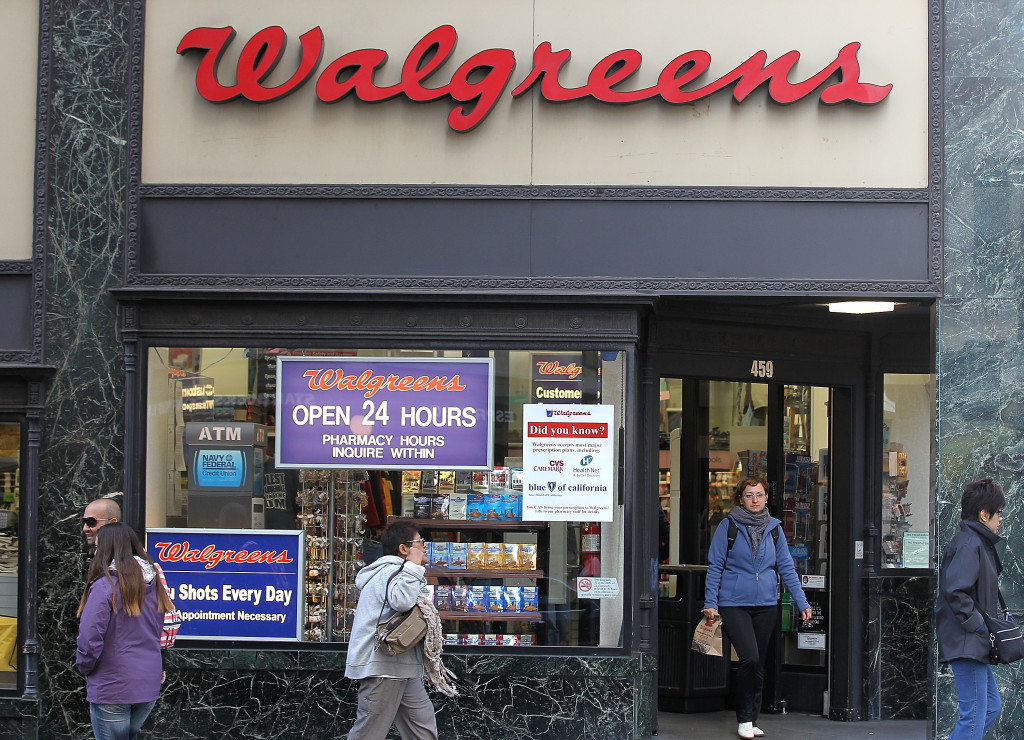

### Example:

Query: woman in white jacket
xmin=345 ymin=520 xmax=435 ymax=740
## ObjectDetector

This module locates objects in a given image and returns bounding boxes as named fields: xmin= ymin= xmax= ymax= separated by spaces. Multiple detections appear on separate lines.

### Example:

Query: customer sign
xmin=522 ymin=404 xmax=615 ymax=521
xmin=276 ymin=357 xmax=494 ymax=469
xmin=146 ymin=529 xmax=304 ymax=641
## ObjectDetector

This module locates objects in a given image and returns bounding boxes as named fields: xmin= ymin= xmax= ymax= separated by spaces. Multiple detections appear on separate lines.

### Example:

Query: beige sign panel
xmin=143 ymin=0 xmax=928 ymax=188
xmin=0 ymin=0 xmax=39 ymax=260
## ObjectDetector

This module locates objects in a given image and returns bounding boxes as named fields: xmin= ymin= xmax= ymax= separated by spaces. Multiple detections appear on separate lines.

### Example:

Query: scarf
xmin=730 ymin=505 xmax=771 ymax=562
xmin=417 ymin=594 xmax=459 ymax=698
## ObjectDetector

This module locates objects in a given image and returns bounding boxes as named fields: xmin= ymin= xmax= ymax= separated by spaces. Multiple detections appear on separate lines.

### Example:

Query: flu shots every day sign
xmin=522 ymin=404 xmax=615 ymax=522
xmin=276 ymin=357 xmax=494 ymax=470
xmin=147 ymin=529 xmax=304 ymax=641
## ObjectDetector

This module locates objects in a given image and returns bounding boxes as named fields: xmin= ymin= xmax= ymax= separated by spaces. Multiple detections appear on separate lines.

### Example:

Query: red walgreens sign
xmin=177 ymin=24 xmax=893 ymax=133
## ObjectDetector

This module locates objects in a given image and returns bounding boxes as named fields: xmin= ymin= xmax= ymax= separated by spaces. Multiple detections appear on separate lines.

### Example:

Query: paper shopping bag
xmin=691 ymin=616 xmax=724 ymax=657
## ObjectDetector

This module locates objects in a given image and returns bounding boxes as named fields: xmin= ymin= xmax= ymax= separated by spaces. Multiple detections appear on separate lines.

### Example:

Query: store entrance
xmin=657 ymin=378 xmax=833 ymax=717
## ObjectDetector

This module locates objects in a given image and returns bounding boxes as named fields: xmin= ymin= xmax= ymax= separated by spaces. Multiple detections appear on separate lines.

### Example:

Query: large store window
xmin=0 ymin=423 xmax=19 ymax=687
xmin=145 ymin=347 xmax=627 ymax=648
xmin=881 ymin=373 xmax=935 ymax=568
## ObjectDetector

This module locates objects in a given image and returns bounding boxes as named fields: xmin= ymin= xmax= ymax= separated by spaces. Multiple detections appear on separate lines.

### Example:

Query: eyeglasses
xmin=743 ymin=492 xmax=767 ymax=501
xmin=406 ymin=538 xmax=425 ymax=546
xmin=82 ymin=517 xmax=112 ymax=527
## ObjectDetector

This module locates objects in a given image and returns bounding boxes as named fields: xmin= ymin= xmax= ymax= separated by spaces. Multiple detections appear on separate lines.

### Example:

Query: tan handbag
xmin=375 ymin=603 xmax=428 ymax=655
xmin=373 ymin=562 xmax=428 ymax=656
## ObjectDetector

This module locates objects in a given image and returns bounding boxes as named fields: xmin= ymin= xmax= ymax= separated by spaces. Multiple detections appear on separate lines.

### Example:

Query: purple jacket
xmin=76 ymin=568 xmax=163 ymax=705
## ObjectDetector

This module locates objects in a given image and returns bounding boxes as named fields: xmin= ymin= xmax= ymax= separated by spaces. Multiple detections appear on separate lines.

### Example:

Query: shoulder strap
xmin=769 ymin=525 xmax=781 ymax=574
xmin=722 ymin=517 xmax=738 ymax=570
xmin=376 ymin=561 xmax=408 ymax=626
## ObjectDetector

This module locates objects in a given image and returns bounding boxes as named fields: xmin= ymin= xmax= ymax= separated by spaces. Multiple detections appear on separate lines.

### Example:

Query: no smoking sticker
xmin=576 ymin=577 xmax=620 ymax=599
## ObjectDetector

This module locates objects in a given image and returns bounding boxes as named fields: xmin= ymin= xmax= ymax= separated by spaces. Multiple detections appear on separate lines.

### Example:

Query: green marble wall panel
xmin=940 ymin=1 xmax=1024 ymax=738
xmin=154 ymin=651 xmax=651 ymax=739
xmin=36 ymin=0 xmax=131 ymax=737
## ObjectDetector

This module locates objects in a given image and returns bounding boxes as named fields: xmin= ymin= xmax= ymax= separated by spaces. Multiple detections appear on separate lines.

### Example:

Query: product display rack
xmin=399 ymin=517 xmax=550 ymax=642
xmin=299 ymin=469 xmax=368 ymax=642
xmin=882 ymin=447 xmax=911 ymax=567
xmin=779 ymin=386 xmax=828 ymax=669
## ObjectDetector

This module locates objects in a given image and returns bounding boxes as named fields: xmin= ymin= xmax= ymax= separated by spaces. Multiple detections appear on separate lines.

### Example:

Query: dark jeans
xmin=719 ymin=605 xmax=776 ymax=724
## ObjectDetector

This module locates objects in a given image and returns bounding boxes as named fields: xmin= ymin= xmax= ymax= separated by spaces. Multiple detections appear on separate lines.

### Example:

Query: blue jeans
xmin=949 ymin=659 xmax=1001 ymax=740
xmin=89 ymin=701 xmax=156 ymax=740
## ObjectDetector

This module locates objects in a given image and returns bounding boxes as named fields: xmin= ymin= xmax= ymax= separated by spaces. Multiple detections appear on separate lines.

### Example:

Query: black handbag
xmin=985 ymin=591 xmax=1024 ymax=665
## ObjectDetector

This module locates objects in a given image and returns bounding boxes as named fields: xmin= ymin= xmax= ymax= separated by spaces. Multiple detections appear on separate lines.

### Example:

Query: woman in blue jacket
xmin=703 ymin=476 xmax=811 ymax=740
xmin=936 ymin=478 xmax=1007 ymax=739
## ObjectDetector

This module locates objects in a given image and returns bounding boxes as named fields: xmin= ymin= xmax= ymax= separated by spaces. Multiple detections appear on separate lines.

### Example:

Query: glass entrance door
xmin=658 ymin=378 xmax=832 ymax=713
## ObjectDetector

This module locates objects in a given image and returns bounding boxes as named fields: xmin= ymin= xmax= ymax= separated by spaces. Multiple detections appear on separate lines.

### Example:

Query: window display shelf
xmin=391 ymin=517 xmax=543 ymax=532
xmin=427 ymin=568 xmax=542 ymax=579
xmin=438 ymin=610 xmax=542 ymax=622
xmin=409 ymin=513 xmax=552 ymax=644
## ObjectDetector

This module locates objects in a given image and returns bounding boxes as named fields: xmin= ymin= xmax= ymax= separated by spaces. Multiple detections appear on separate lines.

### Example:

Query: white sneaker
xmin=738 ymin=722 xmax=755 ymax=739
xmin=752 ymin=727 xmax=765 ymax=737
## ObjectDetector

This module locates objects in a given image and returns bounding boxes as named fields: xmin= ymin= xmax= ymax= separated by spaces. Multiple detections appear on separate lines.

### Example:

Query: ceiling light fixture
xmin=827 ymin=301 xmax=896 ymax=314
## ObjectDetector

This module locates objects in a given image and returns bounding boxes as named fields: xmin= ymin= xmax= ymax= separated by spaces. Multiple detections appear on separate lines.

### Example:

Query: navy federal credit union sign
xmin=276 ymin=356 xmax=494 ymax=470
xmin=147 ymin=529 xmax=304 ymax=641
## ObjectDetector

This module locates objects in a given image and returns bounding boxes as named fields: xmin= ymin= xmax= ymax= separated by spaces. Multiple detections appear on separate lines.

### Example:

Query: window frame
xmin=127 ymin=312 xmax=643 ymax=655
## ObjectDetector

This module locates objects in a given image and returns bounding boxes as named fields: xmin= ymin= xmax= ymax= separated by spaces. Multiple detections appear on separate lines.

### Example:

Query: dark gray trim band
xmin=27 ymin=0 xmax=51 ymax=366
xmin=0 ymin=261 xmax=32 ymax=274
xmin=138 ymin=184 xmax=931 ymax=202
xmin=125 ymin=0 xmax=943 ymax=298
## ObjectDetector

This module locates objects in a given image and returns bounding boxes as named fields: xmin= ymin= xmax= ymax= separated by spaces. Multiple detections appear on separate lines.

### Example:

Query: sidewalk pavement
xmin=653 ymin=711 xmax=931 ymax=739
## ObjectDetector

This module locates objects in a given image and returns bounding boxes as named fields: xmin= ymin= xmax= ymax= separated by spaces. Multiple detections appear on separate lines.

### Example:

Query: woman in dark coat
xmin=936 ymin=478 xmax=1007 ymax=740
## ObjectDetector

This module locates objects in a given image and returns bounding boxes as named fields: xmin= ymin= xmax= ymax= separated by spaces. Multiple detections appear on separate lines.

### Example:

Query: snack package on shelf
xmin=487 ymin=585 xmax=504 ymax=612
xmin=467 ymin=542 xmax=486 ymax=568
xmin=449 ymin=542 xmax=468 ymax=569
xmin=484 ymin=542 xmax=504 ymax=568
xmin=430 ymin=541 xmax=450 ymax=568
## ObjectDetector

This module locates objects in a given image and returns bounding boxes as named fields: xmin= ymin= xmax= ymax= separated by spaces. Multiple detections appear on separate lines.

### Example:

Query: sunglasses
xmin=82 ymin=517 xmax=112 ymax=527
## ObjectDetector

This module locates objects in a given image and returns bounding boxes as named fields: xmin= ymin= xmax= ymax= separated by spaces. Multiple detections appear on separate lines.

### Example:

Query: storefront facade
xmin=0 ymin=0 xmax=1020 ymax=738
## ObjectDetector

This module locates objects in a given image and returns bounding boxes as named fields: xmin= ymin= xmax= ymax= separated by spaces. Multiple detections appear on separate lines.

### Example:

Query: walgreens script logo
xmin=154 ymin=541 xmax=295 ymax=570
xmin=302 ymin=368 xmax=467 ymax=399
xmin=177 ymin=24 xmax=893 ymax=133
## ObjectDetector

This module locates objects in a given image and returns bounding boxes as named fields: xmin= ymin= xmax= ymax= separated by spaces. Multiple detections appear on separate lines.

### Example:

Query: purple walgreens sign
xmin=275 ymin=356 xmax=494 ymax=470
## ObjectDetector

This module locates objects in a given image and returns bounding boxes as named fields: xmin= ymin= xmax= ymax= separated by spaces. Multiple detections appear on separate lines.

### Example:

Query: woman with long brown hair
xmin=77 ymin=523 xmax=175 ymax=740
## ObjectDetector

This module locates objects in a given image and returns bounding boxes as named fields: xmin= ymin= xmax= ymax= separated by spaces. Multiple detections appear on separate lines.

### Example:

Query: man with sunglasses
xmin=82 ymin=499 xmax=120 ymax=548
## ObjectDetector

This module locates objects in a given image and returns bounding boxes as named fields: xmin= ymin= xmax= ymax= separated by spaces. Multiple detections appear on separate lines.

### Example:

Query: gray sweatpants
xmin=347 ymin=677 xmax=438 ymax=740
